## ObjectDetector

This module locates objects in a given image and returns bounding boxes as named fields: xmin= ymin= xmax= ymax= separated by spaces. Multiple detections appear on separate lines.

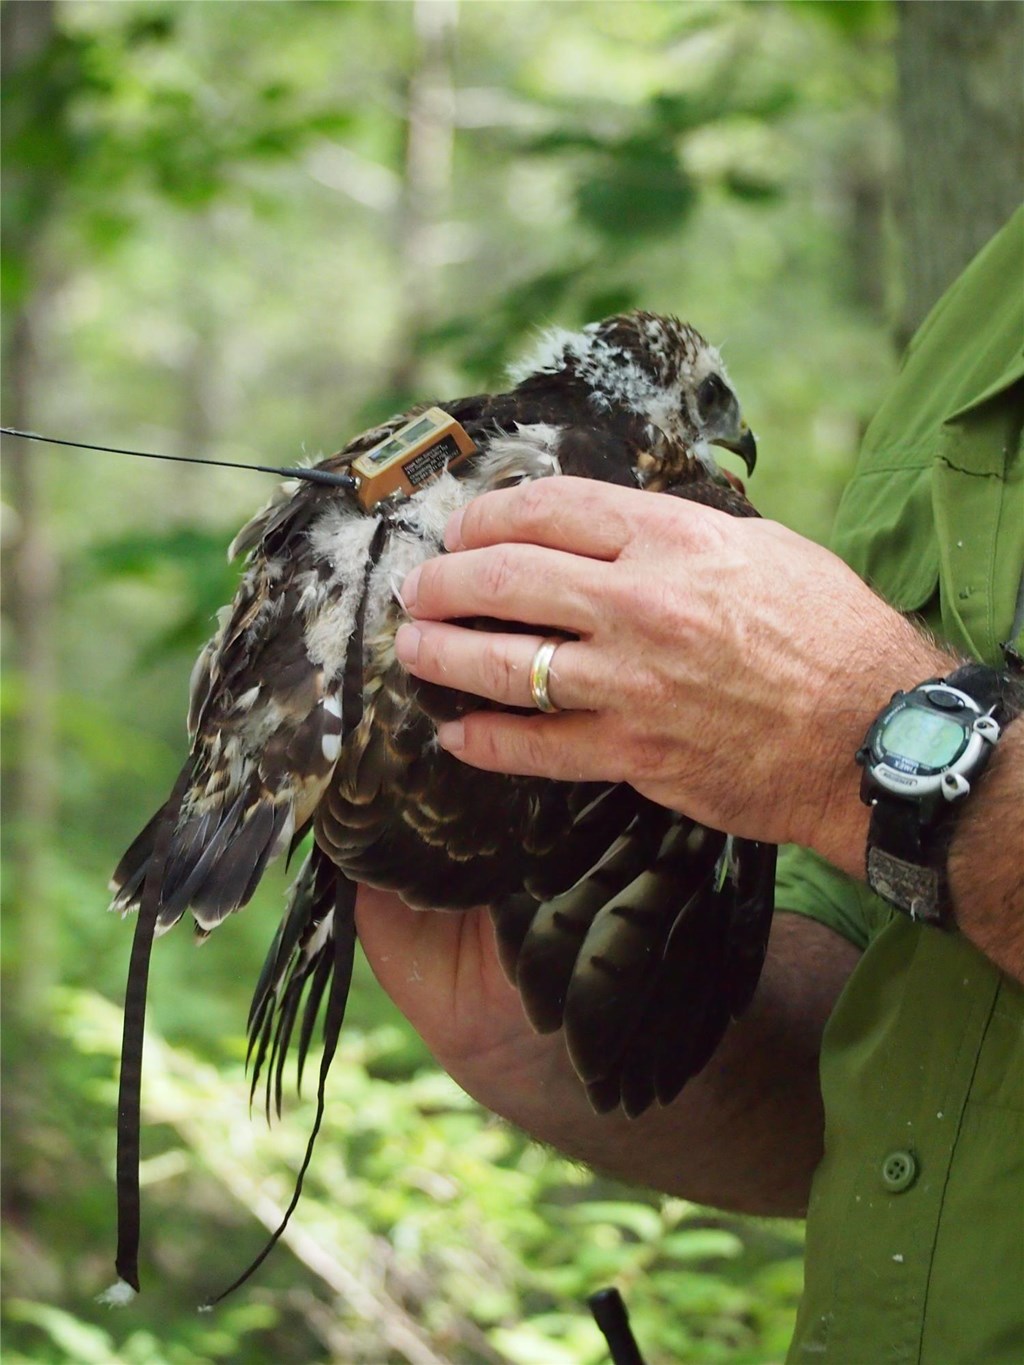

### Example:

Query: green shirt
xmin=778 ymin=206 xmax=1024 ymax=1364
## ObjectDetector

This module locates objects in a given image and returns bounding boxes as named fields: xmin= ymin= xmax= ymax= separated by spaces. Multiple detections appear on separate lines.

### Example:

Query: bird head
xmin=509 ymin=310 xmax=756 ymax=480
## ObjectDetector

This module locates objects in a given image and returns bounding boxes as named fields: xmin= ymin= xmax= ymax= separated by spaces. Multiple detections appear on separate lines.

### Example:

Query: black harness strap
xmin=342 ymin=518 xmax=389 ymax=732
xmin=104 ymin=759 xmax=195 ymax=1299
xmin=202 ymin=515 xmax=389 ymax=1307
xmin=200 ymin=873 xmax=357 ymax=1308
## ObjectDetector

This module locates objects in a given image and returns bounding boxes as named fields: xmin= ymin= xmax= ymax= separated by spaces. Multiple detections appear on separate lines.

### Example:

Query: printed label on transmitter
xmin=404 ymin=435 xmax=462 ymax=487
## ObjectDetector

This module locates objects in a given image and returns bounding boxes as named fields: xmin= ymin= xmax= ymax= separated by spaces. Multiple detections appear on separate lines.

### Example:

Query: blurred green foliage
xmin=2 ymin=1 xmax=897 ymax=1361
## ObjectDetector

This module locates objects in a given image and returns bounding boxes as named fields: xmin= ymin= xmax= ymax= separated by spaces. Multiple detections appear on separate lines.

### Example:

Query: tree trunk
xmin=0 ymin=0 xmax=61 ymax=1021
xmin=386 ymin=0 xmax=458 ymax=398
xmin=894 ymin=0 xmax=1024 ymax=346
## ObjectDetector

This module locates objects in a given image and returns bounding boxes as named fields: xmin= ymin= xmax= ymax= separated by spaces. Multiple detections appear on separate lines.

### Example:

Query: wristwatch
xmin=856 ymin=662 xmax=1019 ymax=927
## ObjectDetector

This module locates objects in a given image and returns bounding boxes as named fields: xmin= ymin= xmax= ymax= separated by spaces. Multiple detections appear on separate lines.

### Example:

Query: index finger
xmin=446 ymin=476 xmax=646 ymax=559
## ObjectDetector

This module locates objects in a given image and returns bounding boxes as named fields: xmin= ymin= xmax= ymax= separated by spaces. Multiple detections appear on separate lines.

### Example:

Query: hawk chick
xmin=112 ymin=311 xmax=773 ymax=1125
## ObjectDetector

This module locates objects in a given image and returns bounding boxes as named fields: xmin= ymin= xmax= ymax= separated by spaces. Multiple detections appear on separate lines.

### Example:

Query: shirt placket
xmin=822 ymin=924 xmax=1001 ymax=1364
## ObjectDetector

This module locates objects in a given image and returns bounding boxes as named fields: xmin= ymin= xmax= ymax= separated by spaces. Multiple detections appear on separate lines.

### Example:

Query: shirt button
xmin=881 ymin=1150 xmax=918 ymax=1193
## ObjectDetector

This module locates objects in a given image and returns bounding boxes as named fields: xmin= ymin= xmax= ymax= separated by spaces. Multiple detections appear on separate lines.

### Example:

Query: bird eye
xmin=696 ymin=373 xmax=729 ymax=421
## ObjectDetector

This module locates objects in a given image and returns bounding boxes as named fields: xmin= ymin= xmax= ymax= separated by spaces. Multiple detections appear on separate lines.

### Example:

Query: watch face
xmin=879 ymin=704 xmax=967 ymax=772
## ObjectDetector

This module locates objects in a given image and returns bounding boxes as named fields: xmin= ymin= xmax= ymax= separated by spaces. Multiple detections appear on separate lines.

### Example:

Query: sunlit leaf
xmin=660 ymin=1227 xmax=744 ymax=1262
xmin=569 ymin=1199 xmax=665 ymax=1243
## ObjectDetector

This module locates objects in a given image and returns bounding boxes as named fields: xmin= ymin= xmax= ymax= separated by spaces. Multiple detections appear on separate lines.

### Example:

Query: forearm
xmin=444 ymin=914 xmax=860 ymax=1218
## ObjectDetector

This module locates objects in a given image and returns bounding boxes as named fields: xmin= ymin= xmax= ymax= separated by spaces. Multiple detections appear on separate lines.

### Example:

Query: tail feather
xmin=110 ymin=771 xmax=297 ymax=932
xmin=294 ymin=950 xmax=335 ymax=1098
xmin=246 ymin=847 xmax=341 ymax=1118
xmin=109 ymin=808 xmax=165 ymax=907
xmin=489 ymin=893 xmax=541 ymax=985
xmin=628 ymin=867 xmax=731 ymax=1113
xmin=247 ymin=854 xmax=319 ymax=1035
xmin=161 ymin=787 xmax=253 ymax=923
xmin=190 ymin=800 xmax=291 ymax=930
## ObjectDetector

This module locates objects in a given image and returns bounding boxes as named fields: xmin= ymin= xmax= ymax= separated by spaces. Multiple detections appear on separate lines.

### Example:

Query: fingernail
xmin=401 ymin=565 xmax=421 ymax=610
xmin=437 ymin=720 xmax=465 ymax=751
xmin=444 ymin=508 xmax=465 ymax=552
xmin=394 ymin=623 xmax=420 ymax=667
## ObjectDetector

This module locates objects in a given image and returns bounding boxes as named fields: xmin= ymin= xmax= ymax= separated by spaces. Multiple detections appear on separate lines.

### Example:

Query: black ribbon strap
xmin=588 ymin=1287 xmax=647 ymax=1365
xmin=201 ymin=873 xmax=357 ymax=1309
xmin=202 ymin=514 xmax=390 ymax=1307
xmin=99 ymin=759 xmax=195 ymax=1303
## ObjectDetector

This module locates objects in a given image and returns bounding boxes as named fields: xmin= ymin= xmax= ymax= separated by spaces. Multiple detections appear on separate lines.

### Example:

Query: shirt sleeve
xmin=774 ymin=844 xmax=895 ymax=952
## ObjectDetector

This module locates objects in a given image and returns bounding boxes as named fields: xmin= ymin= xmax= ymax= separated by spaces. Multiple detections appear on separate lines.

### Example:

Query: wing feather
xmin=111 ymin=481 xmax=368 ymax=927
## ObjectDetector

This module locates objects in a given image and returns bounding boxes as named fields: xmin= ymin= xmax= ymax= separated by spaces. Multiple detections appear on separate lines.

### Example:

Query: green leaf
xmin=4 ymin=1302 xmax=118 ymax=1365
xmin=660 ymin=1227 xmax=744 ymax=1262
xmin=792 ymin=0 xmax=890 ymax=35
xmin=123 ymin=13 xmax=177 ymax=47
xmin=569 ymin=1199 xmax=664 ymax=1242
xmin=579 ymin=284 xmax=640 ymax=320
xmin=723 ymin=169 xmax=784 ymax=203
xmin=519 ymin=128 xmax=611 ymax=157
xmin=575 ymin=142 xmax=697 ymax=240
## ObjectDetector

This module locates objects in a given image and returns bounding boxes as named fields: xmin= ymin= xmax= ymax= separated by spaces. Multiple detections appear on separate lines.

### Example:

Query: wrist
xmin=796 ymin=624 xmax=951 ymax=877
xmin=858 ymin=666 xmax=1007 ymax=923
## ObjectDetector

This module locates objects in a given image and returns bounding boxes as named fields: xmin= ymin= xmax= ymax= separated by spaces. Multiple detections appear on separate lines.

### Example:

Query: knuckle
xmin=659 ymin=493 xmax=730 ymax=546
xmin=605 ymin=571 xmax=693 ymax=647
xmin=610 ymin=573 xmax=651 ymax=623
xmin=467 ymin=713 xmax=544 ymax=775
xmin=651 ymin=583 xmax=699 ymax=646
xmin=467 ymin=714 xmax=518 ymax=771
xmin=479 ymin=547 xmax=520 ymax=604
xmin=513 ymin=722 xmax=550 ymax=773
xmin=478 ymin=634 xmax=518 ymax=699
xmin=462 ymin=482 xmax=554 ymax=547
xmin=418 ymin=624 xmax=450 ymax=677
xmin=514 ymin=479 xmax=558 ymax=527
xmin=413 ymin=555 xmax=445 ymax=612
xmin=625 ymin=732 xmax=668 ymax=783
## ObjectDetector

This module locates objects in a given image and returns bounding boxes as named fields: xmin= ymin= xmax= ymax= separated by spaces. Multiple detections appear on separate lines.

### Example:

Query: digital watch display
xmin=880 ymin=705 xmax=966 ymax=768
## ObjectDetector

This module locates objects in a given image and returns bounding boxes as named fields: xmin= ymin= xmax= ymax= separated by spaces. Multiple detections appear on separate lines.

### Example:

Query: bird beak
xmin=712 ymin=421 xmax=757 ymax=477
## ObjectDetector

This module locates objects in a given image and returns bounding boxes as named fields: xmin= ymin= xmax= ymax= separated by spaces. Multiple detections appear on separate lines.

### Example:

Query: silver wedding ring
xmin=529 ymin=639 xmax=562 ymax=714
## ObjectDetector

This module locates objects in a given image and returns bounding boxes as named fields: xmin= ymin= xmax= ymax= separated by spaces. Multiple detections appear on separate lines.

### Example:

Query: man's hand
xmin=357 ymin=475 xmax=1021 ymax=1210
xmin=395 ymin=477 xmax=947 ymax=876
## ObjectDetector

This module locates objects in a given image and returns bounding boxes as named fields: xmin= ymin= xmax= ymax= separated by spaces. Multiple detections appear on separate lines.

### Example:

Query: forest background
xmin=2 ymin=2 xmax=1021 ymax=1363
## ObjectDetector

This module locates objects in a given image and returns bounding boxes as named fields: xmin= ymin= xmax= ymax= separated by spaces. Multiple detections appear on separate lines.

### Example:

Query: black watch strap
xmin=943 ymin=660 xmax=1021 ymax=715
xmin=865 ymin=803 xmax=953 ymax=926
xmin=865 ymin=661 xmax=1022 ymax=928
